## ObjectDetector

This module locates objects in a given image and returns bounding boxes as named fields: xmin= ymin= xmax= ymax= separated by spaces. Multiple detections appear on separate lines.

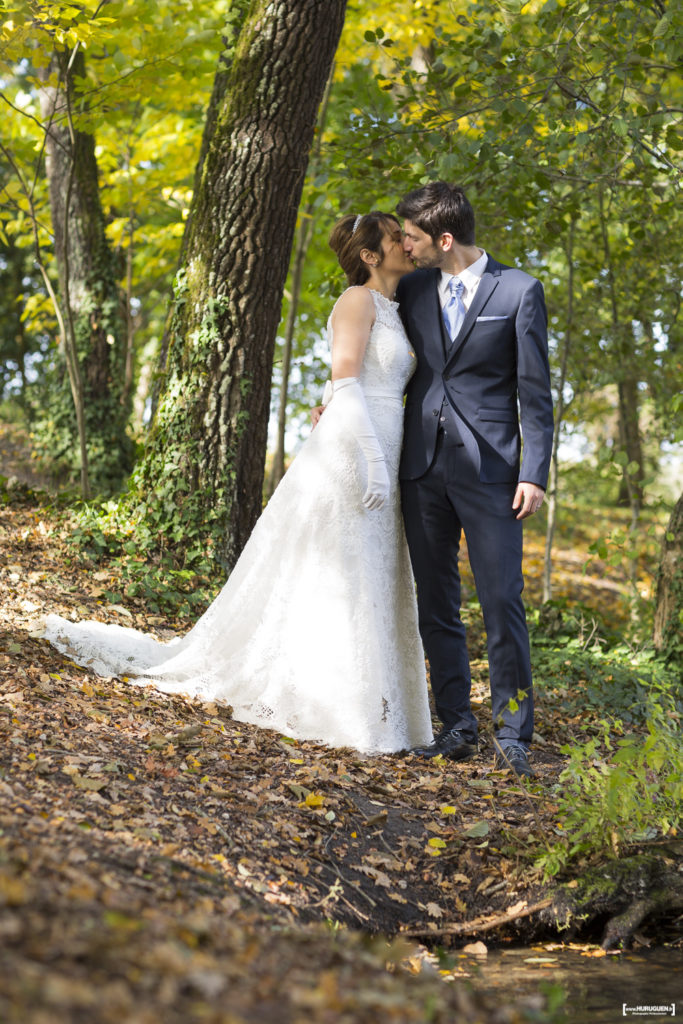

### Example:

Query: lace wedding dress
xmin=44 ymin=289 xmax=433 ymax=754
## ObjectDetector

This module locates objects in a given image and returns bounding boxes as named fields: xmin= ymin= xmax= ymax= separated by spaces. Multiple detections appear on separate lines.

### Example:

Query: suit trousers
xmin=401 ymin=429 xmax=534 ymax=745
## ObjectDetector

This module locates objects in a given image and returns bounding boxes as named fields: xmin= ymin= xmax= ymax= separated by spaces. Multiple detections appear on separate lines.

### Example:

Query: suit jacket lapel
xmin=445 ymin=257 xmax=501 ymax=367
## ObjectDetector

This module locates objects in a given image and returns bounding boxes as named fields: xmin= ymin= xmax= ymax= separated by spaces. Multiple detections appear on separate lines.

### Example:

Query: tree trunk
xmin=139 ymin=0 xmax=347 ymax=573
xmin=268 ymin=70 xmax=333 ymax=497
xmin=8 ymin=239 xmax=28 ymax=407
xmin=598 ymin=193 xmax=643 ymax=623
xmin=543 ymin=223 xmax=574 ymax=603
xmin=597 ymin=192 xmax=644 ymax=512
xmin=616 ymin=374 xmax=645 ymax=509
xmin=38 ymin=47 xmax=131 ymax=493
xmin=267 ymin=219 xmax=311 ymax=496
xmin=653 ymin=491 xmax=683 ymax=663
xmin=121 ymin=147 xmax=137 ymax=414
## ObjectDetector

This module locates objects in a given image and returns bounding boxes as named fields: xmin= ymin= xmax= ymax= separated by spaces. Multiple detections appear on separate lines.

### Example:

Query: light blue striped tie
xmin=443 ymin=278 xmax=466 ymax=343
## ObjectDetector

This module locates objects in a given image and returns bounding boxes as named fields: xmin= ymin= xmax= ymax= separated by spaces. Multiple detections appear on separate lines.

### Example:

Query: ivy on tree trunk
xmin=137 ymin=0 xmax=347 ymax=572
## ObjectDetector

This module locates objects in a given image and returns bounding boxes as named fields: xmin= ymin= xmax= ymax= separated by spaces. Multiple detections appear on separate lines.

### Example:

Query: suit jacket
xmin=397 ymin=257 xmax=554 ymax=488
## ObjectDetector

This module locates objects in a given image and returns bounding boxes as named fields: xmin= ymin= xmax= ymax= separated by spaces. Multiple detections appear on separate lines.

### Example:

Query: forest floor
xmin=0 ymin=422 xmax=679 ymax=1023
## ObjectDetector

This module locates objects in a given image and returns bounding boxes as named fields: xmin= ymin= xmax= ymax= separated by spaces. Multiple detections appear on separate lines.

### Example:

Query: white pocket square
xmin=476 ymin=315 xmax=509 ymax=321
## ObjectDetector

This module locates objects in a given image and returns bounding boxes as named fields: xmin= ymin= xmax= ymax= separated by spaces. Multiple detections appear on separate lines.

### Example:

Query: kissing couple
xmin=45 ymin=182 xmax=554 ymax=779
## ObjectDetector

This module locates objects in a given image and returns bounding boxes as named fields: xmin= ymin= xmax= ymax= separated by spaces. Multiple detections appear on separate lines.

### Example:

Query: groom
xmin=396 ymin=182 xmax=553 ymax=778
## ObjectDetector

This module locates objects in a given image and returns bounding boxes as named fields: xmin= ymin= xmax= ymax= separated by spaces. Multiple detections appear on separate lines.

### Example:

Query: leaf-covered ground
xmin=0 ymin=425 xmax=674 ymax=1022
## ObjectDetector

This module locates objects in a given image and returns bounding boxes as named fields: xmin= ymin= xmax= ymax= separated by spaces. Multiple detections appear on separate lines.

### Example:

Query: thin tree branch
xmin=400 ymin=898 xmax=553 ymax=939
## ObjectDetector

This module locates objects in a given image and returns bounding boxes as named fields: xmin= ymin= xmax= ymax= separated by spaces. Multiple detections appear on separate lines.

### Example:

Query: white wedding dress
xmin=43 ymin=289 xmax=433 ymax=754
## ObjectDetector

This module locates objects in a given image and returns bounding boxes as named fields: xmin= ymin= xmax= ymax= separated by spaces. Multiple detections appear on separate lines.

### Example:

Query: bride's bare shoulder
xmin=330 ymin=286 xmax=375 ymax=325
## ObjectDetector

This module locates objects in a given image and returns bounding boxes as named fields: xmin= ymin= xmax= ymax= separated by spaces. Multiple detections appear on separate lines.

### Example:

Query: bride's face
xmin=379 ymin=223 xmax=414 ymax=274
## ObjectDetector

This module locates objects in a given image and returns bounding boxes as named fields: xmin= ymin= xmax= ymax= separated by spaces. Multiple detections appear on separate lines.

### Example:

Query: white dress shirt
xmin=438 ymin=249 xmax=488 ymax=311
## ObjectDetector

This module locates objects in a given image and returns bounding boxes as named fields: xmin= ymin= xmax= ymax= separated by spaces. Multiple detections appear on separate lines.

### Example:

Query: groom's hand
xmin=513 ymin=481 xmax=545 ymax=520
xmin=311 ymin=405 xmax=325 ymax=429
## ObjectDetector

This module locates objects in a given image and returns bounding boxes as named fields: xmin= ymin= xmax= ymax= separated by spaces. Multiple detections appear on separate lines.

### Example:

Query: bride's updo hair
xmin=329 ymin=211 xmax=400 ymax=286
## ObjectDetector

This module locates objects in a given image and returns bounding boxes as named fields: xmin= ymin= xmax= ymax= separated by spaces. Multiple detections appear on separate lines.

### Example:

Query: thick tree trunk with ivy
xmin=38 ymin=48 xmax=132 ymax=493
xmin=654 ymin=491 xmax=683 ymax=663
xmin=138 ymin=0 xmax=346 ymax=572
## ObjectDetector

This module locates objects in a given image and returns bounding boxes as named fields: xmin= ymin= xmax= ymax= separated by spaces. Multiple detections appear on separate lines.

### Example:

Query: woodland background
xmin=0 ymin=1 xmax=682 ymax=1021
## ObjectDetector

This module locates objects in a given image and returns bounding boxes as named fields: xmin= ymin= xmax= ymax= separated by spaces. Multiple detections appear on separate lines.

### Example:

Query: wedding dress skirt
xmin=44 ymin=289 xmax=433 ymax=754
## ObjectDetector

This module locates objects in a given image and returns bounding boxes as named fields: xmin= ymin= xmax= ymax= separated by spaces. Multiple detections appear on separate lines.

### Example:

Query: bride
xmin=44 ymin=212 xmax=434 ymax=754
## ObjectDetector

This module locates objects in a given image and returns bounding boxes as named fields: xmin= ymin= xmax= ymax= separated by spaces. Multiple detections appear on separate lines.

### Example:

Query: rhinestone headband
xmin=352 ymin=214 xmax=362 ymax=234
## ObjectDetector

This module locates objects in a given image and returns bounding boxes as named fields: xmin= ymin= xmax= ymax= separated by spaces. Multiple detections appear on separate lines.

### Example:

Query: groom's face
xmin=402 ymin=219 xmax=445 ymax=269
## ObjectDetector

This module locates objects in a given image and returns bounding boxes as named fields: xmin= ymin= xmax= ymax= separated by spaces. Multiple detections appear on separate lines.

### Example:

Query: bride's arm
xmin=311 ymin=287 xmax=375 ymax=430
xmin=329 ymin=287 xmax=375 ymax=379
xmin=326 ymin=289 xmax=389 ymax=511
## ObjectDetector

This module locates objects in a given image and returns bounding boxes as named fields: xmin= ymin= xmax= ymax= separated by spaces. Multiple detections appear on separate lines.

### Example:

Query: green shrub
xmin=538 ymin=680 xmax=682 ymax=877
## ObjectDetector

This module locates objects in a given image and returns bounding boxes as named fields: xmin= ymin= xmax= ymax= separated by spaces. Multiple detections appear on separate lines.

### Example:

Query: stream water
xmin=447 ymin=945 xmax=682 ymax=1023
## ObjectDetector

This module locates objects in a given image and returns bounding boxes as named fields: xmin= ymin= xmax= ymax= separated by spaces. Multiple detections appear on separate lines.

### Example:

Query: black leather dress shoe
xmin=413 ymin=727 xmax=478 ymax=761
xmin=495 ymin=743 xmax=534 ymax=778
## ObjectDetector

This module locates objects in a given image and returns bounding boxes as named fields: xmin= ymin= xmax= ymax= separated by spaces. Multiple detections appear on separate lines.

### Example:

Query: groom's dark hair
xmin=396 ymin=182 xmax=475 ymax=245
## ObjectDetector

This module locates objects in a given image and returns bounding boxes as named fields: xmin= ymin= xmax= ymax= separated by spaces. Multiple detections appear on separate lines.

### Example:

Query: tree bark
xmin=653 ymin=491 xmax=683 ymax=662
xmin=140 ymin=0 xmax=347 ymax=572
xmin=616 ymin=374 xmax=645 ymax=508
xmin=38 ymin=47 xmax=131 ymax=493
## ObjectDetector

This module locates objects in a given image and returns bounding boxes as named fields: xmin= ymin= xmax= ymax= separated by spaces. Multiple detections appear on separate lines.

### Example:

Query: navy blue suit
xmin=397 ymin=257 xmax=553 ymax=746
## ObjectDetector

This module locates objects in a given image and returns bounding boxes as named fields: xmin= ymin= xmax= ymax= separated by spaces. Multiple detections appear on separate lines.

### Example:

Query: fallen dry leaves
xmin=0 ymin=478 xmax=606 ymax=1023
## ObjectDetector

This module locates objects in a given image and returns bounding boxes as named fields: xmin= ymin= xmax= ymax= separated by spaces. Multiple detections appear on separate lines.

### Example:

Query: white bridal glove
xmin=330 ymin=377 xmax=390 ymax=511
